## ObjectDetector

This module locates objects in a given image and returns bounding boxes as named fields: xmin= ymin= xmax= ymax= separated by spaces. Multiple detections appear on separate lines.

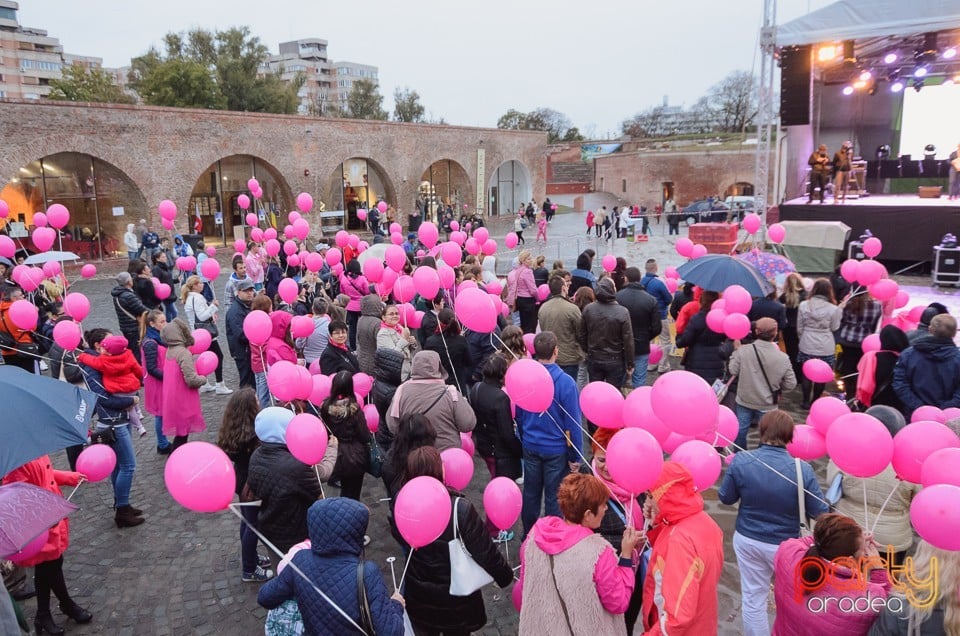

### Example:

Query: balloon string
xmin=66 ymin=482 xmax=82 ymax=502
xmin=227 ymin=503 xmax=366 ymax=634
xmin=386 ymin=557 xmax=398 ymax=593
xmin=863 ymin=480 xmax=870 ymax=531
xmin=870 ymin=482 xmax=901 ymax=535
xmin=314 ymin=465 xmax=325 ymax=499
xmin=397 ymin=548 xmax=414 ymax=591
xmin=724 ymin=440 xmax=832 ymax=507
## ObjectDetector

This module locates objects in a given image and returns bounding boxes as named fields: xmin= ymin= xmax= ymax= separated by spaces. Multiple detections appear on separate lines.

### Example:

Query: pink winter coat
xmin=772 ymin=536 xmax=890 ymax=636
xmin=160 ymin=321 xmax=206 ymax=436
xmin=339 ymin=274 xmax=370 ymax=312
xmin=265 ymin=312 xmax=297 ymax=366
xmin=141 ymin=340 xmax=166 ymax=417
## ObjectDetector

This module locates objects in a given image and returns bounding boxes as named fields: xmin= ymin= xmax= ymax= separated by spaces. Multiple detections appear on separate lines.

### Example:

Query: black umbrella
xmin=676 ymin=254 xmax=774 ymax=297
xmin=0 ymin=367 xmax=96 ymax=476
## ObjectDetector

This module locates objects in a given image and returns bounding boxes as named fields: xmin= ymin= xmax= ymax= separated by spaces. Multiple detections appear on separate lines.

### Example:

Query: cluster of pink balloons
xmin=675 ymin=238 xmax=708 ymax=260
xmin=704 ymin=285 xmax=753 ymax=340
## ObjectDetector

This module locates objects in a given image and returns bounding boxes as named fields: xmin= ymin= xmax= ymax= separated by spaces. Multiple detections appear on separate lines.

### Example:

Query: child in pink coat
xmin=536 ymin=213 xmax=548 ymax=244
xmin=160 ymin=319 xmax=207 ymax=449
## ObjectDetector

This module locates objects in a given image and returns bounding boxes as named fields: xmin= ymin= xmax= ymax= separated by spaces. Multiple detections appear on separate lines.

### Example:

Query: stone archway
xmin=1 ymin=152 xmax=148 ymax=260
xmin=724 ymin=181 xmax=754 ymax=197
xmin=418 ymin=159 xmax=472 ymax=224
xmin=486 ymin=159 xmax=532 ymax=217
xmin=327 ymin=157 xmax=397 ymax=232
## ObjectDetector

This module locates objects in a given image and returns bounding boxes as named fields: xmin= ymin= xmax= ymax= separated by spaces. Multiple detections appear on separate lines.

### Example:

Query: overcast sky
xmin=18 ymin=0 xmax=832 ymax=136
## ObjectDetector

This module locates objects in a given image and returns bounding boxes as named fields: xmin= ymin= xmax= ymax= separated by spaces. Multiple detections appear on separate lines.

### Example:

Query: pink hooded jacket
xmin=265 ymin=312 xmax=297 ymax=367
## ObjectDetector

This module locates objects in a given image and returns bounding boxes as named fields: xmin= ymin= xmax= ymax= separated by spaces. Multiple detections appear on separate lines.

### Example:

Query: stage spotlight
xmin=914 ymin=66 xmax=929 ymax=78
xmin=924 ymin=144 xmax=937 ymax=158
xmin=818 ymin=44 xmax=838 ymax=62
xmin=891 ymin=81 xmax=905 ymax=92
xmin=843 ymin=40 xmax=856 ymax=66
xmin=876 ymin=145 xmax=891 ymax=159
xmin=842 ymin=85 xmax=855 ymax=96
xmin=884 ymin=52 xmax=898 ymax=64
xmin=859 ymin=70 xmax=872 ymax=81
xmin=945 ymin=48 xmax=958 ymax=60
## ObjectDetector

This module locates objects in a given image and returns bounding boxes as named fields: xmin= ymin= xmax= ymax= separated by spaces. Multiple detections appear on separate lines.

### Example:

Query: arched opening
xmin=327 ymin=158 xmax=395 ymax=232
xmin=188 ymin=155 xmax=292 ymax=246
xmin=724 ymin=181 xmax=754 ymax=197
xmin=487 ymin=160 xmax=532 ymax=218
xmin=1 ymin=152 xmax=147 ymax=260
xmin=418 ymin=159 xmax=471 ymax=224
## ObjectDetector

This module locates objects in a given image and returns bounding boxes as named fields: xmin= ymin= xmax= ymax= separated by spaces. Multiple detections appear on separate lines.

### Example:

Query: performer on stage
xmin=833 ymin=141 xmax=853 ymax=204
xmin=950 ymin=142 xmax=960 ymax=200
xmin=807 ymin=144 xmax=831 ymax=204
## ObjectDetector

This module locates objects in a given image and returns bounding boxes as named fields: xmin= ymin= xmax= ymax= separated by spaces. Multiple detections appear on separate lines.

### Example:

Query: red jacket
xmin=674 ymin=288 xmax=703 ymax=336
xmin=0 ymin=299 xmax=33 ymax=358
xmin=2 ymin=456 xmax=82 ymax=566
xmin=79 ymin=349 xmax=143 ymax=394
xmin=642 ymin=462 xmax=724 ymax=636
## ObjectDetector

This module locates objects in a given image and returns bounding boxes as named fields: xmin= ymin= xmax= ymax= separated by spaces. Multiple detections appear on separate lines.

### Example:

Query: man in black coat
xmin=225 ymin=280 xmax=255 ymax=388
xmin=579 ymin=277 xmax=635 ymax=388
xmin=110 ymin=272 xmax=148 ymax=353
xmin=616 ymin=267 xmax=663 ymax=388
xmin=748 ymin=290 xmax=788 ymax=331
xmin=151 ymin=250 xmax=177 ymax=322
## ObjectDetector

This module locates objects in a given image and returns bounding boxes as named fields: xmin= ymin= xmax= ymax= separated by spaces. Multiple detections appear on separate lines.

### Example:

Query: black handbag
xmin=90 ymin=427 xmax=117 ymax=445
xmin=366 ymin=437 xmax=385 ymax=478
xmin=191 ymin=297 xmax=219 ymax=338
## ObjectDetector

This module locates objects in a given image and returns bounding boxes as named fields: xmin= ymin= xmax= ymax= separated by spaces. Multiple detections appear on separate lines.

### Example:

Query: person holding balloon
xmin=400 ymin=447 xmax=514 ymax=636
xmin=139 ymin=310 xmax=172 ymax=455
xmin=78 ymin=334 xmax=147 ymax=438
xmin=718 ymin=411 xmax=827 ymax=636
xmin=377 ymin=303 xmax=419 ymax=382
xmin=244 ymin=242 xmax=266 ymax=292
xmin=159 ymin=319 xmax=207 ymax=451
xmin=797 ymin=278 xmax=843 ymax=408
xmin=319 ymin=371 xmax=370 ymax=501
xmin=423 ymin=308 xmax=473 ymax=393
xmin=3 ymin=455 xmax=90 ymax=635
xmin=675 ymin=290 xmax=725 ymax=384
xmin=340 ymin=259 xmax=370 ymax=350
xmin=182 ymin=275 xmax=232 ymax=396
xmin=836 ymin=291 xmax=883 ymax=391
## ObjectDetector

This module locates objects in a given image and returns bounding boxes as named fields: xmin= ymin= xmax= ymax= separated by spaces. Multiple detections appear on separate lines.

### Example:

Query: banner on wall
xmin=581 ymin=143 xmax=622 ymax=162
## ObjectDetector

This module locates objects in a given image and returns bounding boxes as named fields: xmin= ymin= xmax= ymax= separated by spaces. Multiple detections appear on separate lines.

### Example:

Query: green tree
xmin=344 ymin=79 xmax=387 ymax=120
xmin=496 ymin=107 xmax=580 ymax=143
xmin=48 ymin=64 xmax=135 ymax=104
xmin=393 ymin=87 xmax=425 ymax=123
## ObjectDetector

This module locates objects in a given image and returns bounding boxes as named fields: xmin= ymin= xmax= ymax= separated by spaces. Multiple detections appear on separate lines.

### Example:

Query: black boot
xmin=34 ymin=613 xmax=65 ymax=635
xmin=115 ymin=506 xmax=145 ymax=528
xmin=127 ymin=504 xmax=143 ymax=516
xmin=59 ymin=601 xmax=93 ymax=624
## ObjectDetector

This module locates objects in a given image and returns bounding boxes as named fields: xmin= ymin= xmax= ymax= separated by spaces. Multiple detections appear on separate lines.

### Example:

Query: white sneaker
xmin=199 ymin=383 xmax=216 ymax=393
xmin=215 ymin=383 xmax=234 ymax=395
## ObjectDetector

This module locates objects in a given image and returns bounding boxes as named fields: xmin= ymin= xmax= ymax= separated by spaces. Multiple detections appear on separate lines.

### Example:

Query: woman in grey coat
xmin=356 ymin=293 xmax=384 ymax=374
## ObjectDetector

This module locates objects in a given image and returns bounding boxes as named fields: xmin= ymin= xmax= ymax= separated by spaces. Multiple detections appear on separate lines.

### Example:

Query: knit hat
xmin=102 ymin=334 xmax=129 ymax=355
xmin=255 ymin=406 xmax=295 ymax=444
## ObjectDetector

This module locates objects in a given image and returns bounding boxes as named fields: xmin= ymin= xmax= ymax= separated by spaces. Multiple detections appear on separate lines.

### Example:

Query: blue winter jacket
xmin=892 ymin=336 xmax=960 ymax=418
xmin=257 ymin=498 xmax=404 ymax=636
xmin=78 ymin=352 xmax=136 ymax=424
xmin=640 ymin=273 xmax=672 ymax=319
xmin=516 ymin=362 xmax=582 ymax=463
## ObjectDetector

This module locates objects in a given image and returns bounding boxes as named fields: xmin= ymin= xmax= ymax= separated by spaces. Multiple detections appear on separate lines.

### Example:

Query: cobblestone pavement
xmin=22 ymin=213 xmax=876 ymax=635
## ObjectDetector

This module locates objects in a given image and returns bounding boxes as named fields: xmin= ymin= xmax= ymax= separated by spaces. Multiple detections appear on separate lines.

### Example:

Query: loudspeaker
xmin=780 ymin=45 xmax=812 ymax=126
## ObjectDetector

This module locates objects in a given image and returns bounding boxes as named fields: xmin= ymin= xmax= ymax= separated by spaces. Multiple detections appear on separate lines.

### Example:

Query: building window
xmin=622 ymin=179 xmax=627 ymax=193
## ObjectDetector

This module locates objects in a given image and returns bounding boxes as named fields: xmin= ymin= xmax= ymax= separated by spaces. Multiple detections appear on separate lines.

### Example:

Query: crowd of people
xmin=3 ymin=212 xmax=960 ymax=636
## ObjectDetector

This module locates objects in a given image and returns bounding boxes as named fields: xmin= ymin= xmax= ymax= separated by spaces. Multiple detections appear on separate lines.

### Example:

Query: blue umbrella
xmin=675 ymin=254 xmax=774 ymax=297
xmin=0 ymin=367 xmax=97 ymax=476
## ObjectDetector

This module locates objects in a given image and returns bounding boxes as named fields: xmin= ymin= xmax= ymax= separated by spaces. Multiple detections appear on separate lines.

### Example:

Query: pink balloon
xmin=723 ymin=313 xmax=751 ymax=339
xmin=484 ymin=476 xmax=522 ymax=530
xmin=363 ymin=404 xmax=379 ymax=433
xmin=450 ymin=231 xmax=466 ymax=246
xmin=440 ymin=242 xmax=462 ymax=268
xmin=244 ymin=213 xmax=258 ymax=227
xmin=296 ymin=192 xmax=313 ymax=213
xmin=0 ymin=199 xmax=7 ymax=219
xmin=856 ymin=260 xmax=884 ymax=287
xmin=742 ymin=213 xmax=761 ymax=234
xmin=52 ymin=320 xmax=82 ymax=351
xmin=32 ymin=226 xmax=56 ymax=252
xmin=334 ymin=230 xmax=349 ymax=248
xmin=537 ymin=283 xmax=549 ymax=301
xmin=802 ymin=358 xmax=834 ymax=384
xmin=309 ymin=374 xmax=333 ymax=405
xmin=277 ymin=278 xmax=298 ymax=304
xmin=80 ymin=264 xmax=97 ymax=279
xmin=8 ymin=299 xmax=38 ymax=330
xmin=287 ymin=255 xmax=301 ymax=268
xmin=380 ymin=267 xmax=399 ymax=290
xmin=722 ymin=285 xmax=752 ymax=315
xmin=706 ymin=308 xmax=728 ymax=333
xmin=580 ymin=381 xmax=625 ymax=429
xmin=665 ymin=278 xmax=678 ymax=294
xmin=671 ymin=440 xmax=721 ymax=491
xmin=250 ymin=228 xmax=264 ymax=243
xmin=912 ymin=405 xmax=946 ymax=423
xmin=45 ymin=203 xmax=70 ymax=230
xmin=234 ymin=239 xmax=247 ymax=253
xmin=869 ymin=278 xmax=898 ymax=301
xmin=353 ymin=372 xmax=373 ymax=398
xmin=389 ymin=223 xmax=402 ymax=235
xmin=158 ymin=199 xmax=177 ymax=219
xmin=393 ymin=275 xmax=416 ymax=303
xmin=412 ymin=266 xmax=441 ymax=299
xmin=252 ymin=187 xmax=263 ymax=199
xmin=894 ymin=291 xmax=910 ymax=309
xmin=301 ymin=252 xmax=322 ymax=274
xmin=194 ymin=350 xmax=218 ymax=376
xmin=264 ymin=228 xmax=278 ymax=241
xmin=200 ymin=258 xmax=221 ymax=280
xmin=787 ymin=424 xmax=827 ymax=460
xmin=161 ymin=218 xmax=175 ymax=231
xmin=63 ymin=293 xmax=90 ymax=322
xmin=910 ymin=484 xmax=960 ymax=551
xmin=921 ymin=448 xmax=960 ymax=487
xmin=691 ymin=244 xmax=708 ymax=259
xmin=290 ymin=315 xmax=313 ymax=339
xmin=651 ymin=370 xmax=719 ymax=437
xmin=457 ymin=280 xmax=478 ymax=294
xmin=8 ymin=529 xmax=49 ymax=564
xmin=481 ymin=239 xmax=497 ymax=256
xmin=505 ymin=358 xmax=553 ymax=412
xmin=807 ymin=397 xmax=850 ymax=437
xmin=189 ymin=328 xmax=212 ymax=354
xmin=377 ymin=201 xmax=388 ymax=214
xmin=32 ymin=212 xmax=47 ymax=227
xmin=944 ymin=407 xmax=960 ymax=421
xmin=164 ymin=442 xmax=236 ymax=512
xmin=602 ymin=255 xmax=616 ymax=272
xmin=465 ymin=237 xmax=482 ymax=255
xmin=391 ymin=232 xmax=403 ymax=246
xmin=892 ymin=421 xmax=960 ymax=483
xmin=826 ymin=412 xmax=894 ymax=477
xmin=440 ymin=447 xmax=474 ymax=490
xmin=714 ymin=405 xmax=739 ymax=447
xmin=395 ymin=476 xmax=452 ymax=548
xmin=292 ymin=219 xmax=310 ymax=241
xmin=247 ymin=178 xmax=260 ymax=192
xmin=283 ymin=240 xmax=298 ymax=256
xmin=385 ymin=245 xmax=407 ymax=272
xmin=840 ymin=259 xmax=860 ymax=283
xmin=861 ymin=333 xmax=881 ymax=353
xmin=606 ymin=428 xmax=664 ymax=493
xmin=768 ymin=223 xmax=786 ymax=244
xmin=288 ymin=211 xmax=302 ymax=224
xmin=287 ymin=413 xmax=329 ymax=465
xmin=243 ymin=310 xmax=272 ymax=345
xmin=649 ymin=344 xmax=664 ymax=366
xmin=863 ymin=236 xmax=882 ymax=258
xmin=0 ymin=235 xmax=14 ymax=258
xmin=265 ymin=239 xmax=281 ymax=258
xmin=505 ymin=233 xmax=519 ymax=249
xmin=472 ymin=227 xmax=489 ymax=243
xmin=155 ymin=283 xmax=171 ymax=300
xmin=357 ymin=209 xmax=368 ymax=221
xmin=267 ymin=361 xmax=303 ymax=402
xmin=460 ymin=432 xmax=475 ymax=456
xmin=238 ymin=195 xmax=251 ymax=210
xmin=676 ymin=238 xmax=694 ymax=257
xmin=454 ymin=287 xmax=498 ymax=333
xmin=418 ymin=222 xmax=439 ymax=249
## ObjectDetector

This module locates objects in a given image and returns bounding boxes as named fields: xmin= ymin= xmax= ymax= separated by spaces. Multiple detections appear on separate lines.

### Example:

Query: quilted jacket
xmin=372 ymin=347 xmax=404 ymax=452
xmin=258 ymin=498 xmax=404 ymax=636
xmin=356 ymin=294 xmax=384 ymax=375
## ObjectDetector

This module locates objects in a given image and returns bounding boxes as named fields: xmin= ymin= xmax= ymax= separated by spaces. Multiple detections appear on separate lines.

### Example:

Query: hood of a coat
xmin=912 ymin=336 xmax=959 ymax=360
xmin=126 ymin=223 xmax=135 ymax=233
xmin=360 ymin=294 xmax=384 ymax=317
xmin=308 ymin=498 xmax=368 ymax=557
xmin=254 ymin=406 xmax=295 ymax=444
xmin=596 ymin=278 xmax=617 ymax=303
xmin=160 ymin=319 xmax=193 ymax=348
xmin=531 ymin=515 xmax=594 ymax=556
xmin=410 ymin=350 xmax=448 ymax=380
xmin=270 ymin=311 xmax=292 ymax=340
xmin=650 ymin=461 xmax=704 ymax=526
xmin=325 ymin=397 xmax=359 ymax=420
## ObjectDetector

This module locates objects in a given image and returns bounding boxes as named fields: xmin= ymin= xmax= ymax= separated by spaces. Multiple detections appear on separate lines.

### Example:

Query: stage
xmin=778 ymin=194 xmax=960 ymax=263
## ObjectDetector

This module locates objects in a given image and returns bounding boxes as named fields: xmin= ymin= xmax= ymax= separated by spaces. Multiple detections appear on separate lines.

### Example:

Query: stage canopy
xmin=776 ymin=0 xmax=960 ymax=48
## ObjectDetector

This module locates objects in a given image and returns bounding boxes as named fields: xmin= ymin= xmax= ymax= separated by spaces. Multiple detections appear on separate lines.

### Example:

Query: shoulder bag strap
xmin=795 ymin=458 xmax=810 ymax=535
xmin=547 ymin=554 xmax=575 ymax=635
xmin=114 ymin=296 xmax=137 ymax=321
xmin=422 ymin=386 xmax=448 ymax=415
xmin=356 ymin=557 xmax=375 ymax=636
xmin=752 ymin=343 xmax=778 ymax=398
xmin=452 ymin=497 xmax=460 ymax=541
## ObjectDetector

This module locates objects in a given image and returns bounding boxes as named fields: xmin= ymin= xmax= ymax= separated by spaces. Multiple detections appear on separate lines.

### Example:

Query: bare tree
xmin=621 ymin=105 xmax=669 ymax=138
xmin=701 ymin=70 xmax=757 ymax=133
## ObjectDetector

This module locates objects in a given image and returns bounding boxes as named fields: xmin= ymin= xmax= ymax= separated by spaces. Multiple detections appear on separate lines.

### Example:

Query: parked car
xmin=681 ymin=199 xmax=730 ymax=224
xmin=724 ymin=196 xmax=755 ymax=222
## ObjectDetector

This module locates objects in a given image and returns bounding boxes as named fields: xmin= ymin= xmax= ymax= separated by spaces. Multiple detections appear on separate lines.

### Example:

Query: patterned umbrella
xmin=0 ymin=482 xmax=78 ymax=558
xmin=736 ymin=250 xmax=797 ymax=283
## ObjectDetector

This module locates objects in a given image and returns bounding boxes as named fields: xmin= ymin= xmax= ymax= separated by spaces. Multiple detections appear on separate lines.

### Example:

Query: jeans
xmin=255 ymin=371 xmax=271 ymax=408
xmin=735 ymin=404 xmax=771 ymax=451
xmin=631 ymin=354 xmax=650 ymax=388
xmin=163 ymin=299 xmax=177 ymax=323
xmin=346 ymin=310 xmax=360 ymax=350
xmin=733 ymin=531 xmax=780 ymax=636
xmin=521 ymin=448 xmax=569 ymax=536
xmin=98 ymin=423 xmax=136 ymax=508
xmin=559 ymin=364 xmax=580 ymax=382
xmin=587 ymin=358 xmax=626 ymax=390
xmin=127 ymin=251 xmax=138 ymax=261
xmin=234 ymin=355 xmax=255 ymax=389
xmin=240 ymin=504 xmax=260 ymax=576
xmin=657 ymin=318 xmax=672 ymax=371
xmin=154 ymin=415 xmax=170 ymax=450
